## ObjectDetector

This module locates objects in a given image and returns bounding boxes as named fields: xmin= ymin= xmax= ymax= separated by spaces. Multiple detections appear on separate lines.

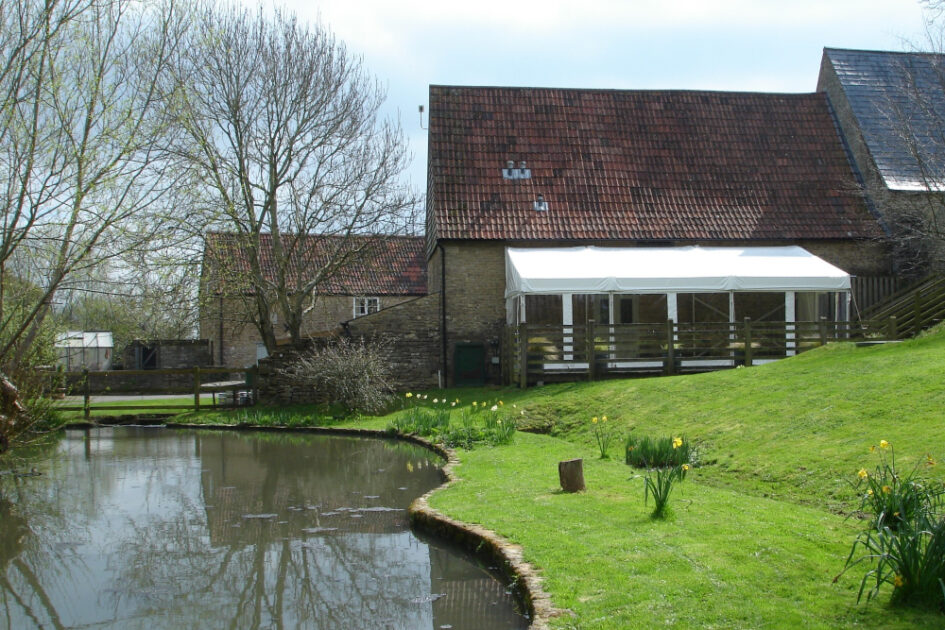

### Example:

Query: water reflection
xmin=0 ymin=427 xmax=528 ymax=630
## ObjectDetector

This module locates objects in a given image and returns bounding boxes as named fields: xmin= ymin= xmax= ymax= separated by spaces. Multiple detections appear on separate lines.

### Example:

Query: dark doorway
xmin=454 ymin=343 xmax=485 ymax=387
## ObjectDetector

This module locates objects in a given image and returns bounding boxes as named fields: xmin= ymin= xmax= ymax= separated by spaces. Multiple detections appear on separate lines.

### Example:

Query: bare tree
xmin=0 ymin=0 xmax=188 ymax=453
xmin=176 ymin=4 xmax=419 ymax=352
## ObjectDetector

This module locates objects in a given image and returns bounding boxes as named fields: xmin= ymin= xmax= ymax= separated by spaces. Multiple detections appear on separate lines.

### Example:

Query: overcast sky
xmin=246 ymin=0 xmax=934 ymax=191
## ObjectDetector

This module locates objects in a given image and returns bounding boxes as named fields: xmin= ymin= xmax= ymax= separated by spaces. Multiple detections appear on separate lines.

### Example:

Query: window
xmin=353 ymin=297 xmax=380 ymax=318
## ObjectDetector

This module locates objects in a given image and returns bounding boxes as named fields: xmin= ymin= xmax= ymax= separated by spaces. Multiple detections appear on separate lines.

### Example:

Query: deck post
xmin=193 ymin=366 xmax=201 ymax=411
xmin=83 ymin=369 xmax=90 ymax=420
xmin=664 ymin=319 xmax=676 ymax=375
xmin=819 ymin=316 xmax=828 ymax=347
xmin=518 ymin=323 xmax=528 ymax=389
xmin=743 ymin=318 xmax=753 ymax=367
xmin=888 ymin=315 xmax=898 ymax=341
xmin=586 ymin=319 xmax=597 ymax=381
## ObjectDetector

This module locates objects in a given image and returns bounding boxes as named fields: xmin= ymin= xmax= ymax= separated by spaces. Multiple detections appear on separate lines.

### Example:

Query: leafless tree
xmin=175 ymin=4 xmax=419 ymax=352
xmin=0 ymin=0 xmax=188 ymax=452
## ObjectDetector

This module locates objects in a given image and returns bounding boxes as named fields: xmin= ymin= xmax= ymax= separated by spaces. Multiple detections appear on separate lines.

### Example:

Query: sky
xmin=245 ymin=0 xmax=935 ymax=192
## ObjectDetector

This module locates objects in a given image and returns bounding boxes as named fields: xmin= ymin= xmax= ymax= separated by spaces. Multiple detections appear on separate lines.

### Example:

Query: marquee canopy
xmin=505 ymin=246 xmax=851 ymax=297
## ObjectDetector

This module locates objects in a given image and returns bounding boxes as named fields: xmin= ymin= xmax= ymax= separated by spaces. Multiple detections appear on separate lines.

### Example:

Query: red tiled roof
xmin=427 ymin=86 xmax=882 ymax=242
xmin=204 ymin=233 xmax=427 ymax=295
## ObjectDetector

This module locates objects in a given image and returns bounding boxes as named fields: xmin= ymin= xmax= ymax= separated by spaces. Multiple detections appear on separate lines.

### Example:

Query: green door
xmin=454 ymin=343 xmax=485 ymax=387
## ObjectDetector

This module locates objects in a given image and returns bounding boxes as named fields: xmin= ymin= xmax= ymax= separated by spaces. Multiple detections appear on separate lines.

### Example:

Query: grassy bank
xmin=170 ymin=329 xmax=945 ymax=628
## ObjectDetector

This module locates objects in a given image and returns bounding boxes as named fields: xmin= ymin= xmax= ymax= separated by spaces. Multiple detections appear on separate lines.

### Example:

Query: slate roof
xmin=823 ymin=48 xmax=945 ymax=191
xmin=204 ymin=233 xmax=427 ymax=295
xmin=427 ymin=85 xmax=881 ymax=243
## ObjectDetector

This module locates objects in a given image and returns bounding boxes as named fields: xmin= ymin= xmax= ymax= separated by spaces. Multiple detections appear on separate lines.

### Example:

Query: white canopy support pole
xmin=562 ymin=294 xmax=574 ymax=360
xmin=667 ymin=292 xmax=678 ymax=343
xmin=728 ymin=291 xmax=736 ymax=346
xmin=786 ymin=291 xmax=796 ymax=356
xmin=520 ymin=295 xmax=526 ymax=323
xmin=607 ymin=293 xmax=616 ymax=359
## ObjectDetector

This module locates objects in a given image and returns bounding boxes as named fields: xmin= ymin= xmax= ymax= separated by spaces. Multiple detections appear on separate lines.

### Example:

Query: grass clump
xmin=854 ymin=441 xmax=943 ymax=531
xmin=387 ymin=401 xmax=515 ymax=449
xmin=839 ymin=439 xmax=945 ymax=610
xmin=644 ymin=463 xmax=690 ymax=519
xmin=590 ymin=415 xmax=617 ymax=458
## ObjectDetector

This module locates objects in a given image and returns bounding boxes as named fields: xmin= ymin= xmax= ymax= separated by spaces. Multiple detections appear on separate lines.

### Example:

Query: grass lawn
xmin=169 ymin=328 xmax=945 ymax=628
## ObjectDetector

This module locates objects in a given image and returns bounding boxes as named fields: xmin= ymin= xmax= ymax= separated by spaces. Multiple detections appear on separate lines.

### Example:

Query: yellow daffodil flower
xmin=894 ymin=575 xmax=905 ymax=588
xmin=405 ymin=392 xmax=413 ymax=398
xmin=858 ymin=468 xmax=869 ymax=479
xmin=592 ymin=417 xmax=599 ymax=424
xmin=880 ymin=440 xmax=890 ymax=450
xmin=882 ymin=485 xmax=892 ymax=494
xmin=672 ymin=437 xmax=683 ymax=449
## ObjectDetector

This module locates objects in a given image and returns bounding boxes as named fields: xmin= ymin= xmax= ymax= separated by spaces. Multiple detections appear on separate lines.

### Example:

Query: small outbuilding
xmin=55 ymin=331 xmax=113 ymax=371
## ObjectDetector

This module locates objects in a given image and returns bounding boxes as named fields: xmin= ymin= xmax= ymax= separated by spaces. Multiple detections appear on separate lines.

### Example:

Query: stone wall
xmin=122 ymin=340 xmax=212 ymax=370
xmin=254 ymin=295 xmax=442 ymax=405
xmin=434 ymin=242 xmax=507 ymax=386
xmin=200 ymin=294 xmax=418 ymax=368
xmin=342 ymin=294 xmax=443 ymax=391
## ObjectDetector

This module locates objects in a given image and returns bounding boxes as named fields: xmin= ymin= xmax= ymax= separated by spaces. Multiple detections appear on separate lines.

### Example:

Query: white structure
xmin=506 ymin=245 xmax=851 ymax=327
xmin=55 ymin=331 xmax=114 ymax=371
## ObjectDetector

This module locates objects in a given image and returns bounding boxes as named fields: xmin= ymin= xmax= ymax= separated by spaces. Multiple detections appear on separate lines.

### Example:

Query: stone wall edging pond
xmin=164 ymin=422 xmax=560 ymax=630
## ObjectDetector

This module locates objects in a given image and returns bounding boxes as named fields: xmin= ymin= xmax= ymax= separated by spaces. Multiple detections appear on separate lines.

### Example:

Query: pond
xmin=0 ymin=427 xmax=529 ymax=630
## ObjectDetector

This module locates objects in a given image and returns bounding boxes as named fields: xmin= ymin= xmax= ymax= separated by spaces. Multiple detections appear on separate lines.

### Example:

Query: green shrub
xmin=279 ymin=338 xmax=393 ymax=415
xmin=625 ymin=434 xmax=692 ymax=468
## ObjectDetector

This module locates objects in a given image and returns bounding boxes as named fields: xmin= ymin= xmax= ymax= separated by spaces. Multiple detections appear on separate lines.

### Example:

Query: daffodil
xmin=592 ymin=416 xmax=599 ymax=424
xmin=858 ymin=468 xmax=869 ymax=479
xmin=927 ymin=454 xmax=937 ymax=467
xmin=682 ymin=464 xmax=690 ymax=472
xmin=405 ymin=392 xmax=413 ymax=398
xmin=451 ymin=402 xmax=456 ymax=407
xmin=870 ymin=445 xmax=876 ymax=453
xmin=602 ymin=415 xmax=608 ymax=422
xmin=880 ymin=440 xmax=890 ymax=450
xmin=498 ymin=401 xmax=504 ymax=406
xmin=472 ymin=401 xmax=477 ymax=407
xmin=882 ymin=485 xmax=892 ymax=494
xmin=433 ymin=398 xmax=439 ymax=403
xmin=490 ymin=404 xmax=498 ymax=412
xmin=672 ymin=437 xmax=683 ymax=449
xmin=894 ymin=574 xmax=905 ymax=588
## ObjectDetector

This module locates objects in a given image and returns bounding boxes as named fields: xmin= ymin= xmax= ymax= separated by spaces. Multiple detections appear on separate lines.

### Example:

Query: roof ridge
xmin=429 ymin=84 xmax=824 ymax=99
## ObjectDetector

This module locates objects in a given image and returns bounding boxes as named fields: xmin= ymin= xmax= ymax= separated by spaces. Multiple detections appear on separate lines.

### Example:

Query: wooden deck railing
xmin=505 ymin=318 xmax=893 ymax=386
xmin=54 ymin=366 xmax=256 ymax=419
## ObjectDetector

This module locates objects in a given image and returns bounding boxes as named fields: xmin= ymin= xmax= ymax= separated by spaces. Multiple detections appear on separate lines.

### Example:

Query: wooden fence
xmin=504 ymin=318 xmax=897 ymax=387
xmin=55 ymin=367 xmax=256 ymax=419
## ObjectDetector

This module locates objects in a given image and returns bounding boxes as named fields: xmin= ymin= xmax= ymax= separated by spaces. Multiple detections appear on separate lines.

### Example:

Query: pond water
xmin=0 ymin=427 xmax=529 ymax=630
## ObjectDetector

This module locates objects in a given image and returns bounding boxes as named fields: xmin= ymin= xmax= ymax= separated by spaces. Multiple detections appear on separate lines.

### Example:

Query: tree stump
xmin=558 ymin=458 xmax=585 ymax=492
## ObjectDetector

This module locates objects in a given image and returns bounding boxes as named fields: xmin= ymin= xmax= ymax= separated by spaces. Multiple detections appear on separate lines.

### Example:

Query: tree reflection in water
xmin=0 ymin=428 xmax=527 ymax=629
